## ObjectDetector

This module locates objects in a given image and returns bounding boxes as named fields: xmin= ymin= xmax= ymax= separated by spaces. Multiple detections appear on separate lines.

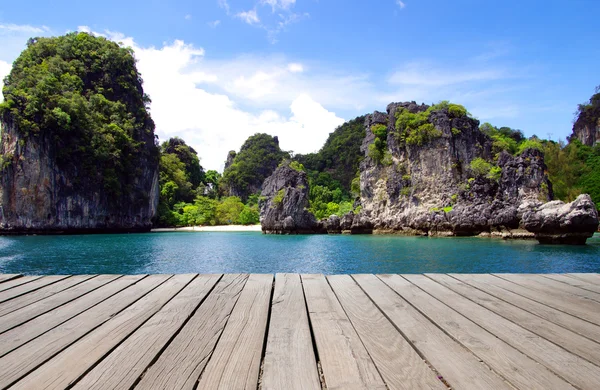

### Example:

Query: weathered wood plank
xmin=70 ymin=274 xmax=220 ymax=390
xmin=452 ymin=273 xmax=600 ymax=342
xmin=354 ymin=274 xmax=510 ymax=389
xmin=498 ymin=273 xmax=600 ymax=303
xmin=0 ymin=275 xmax=132 ymax=354
xmin=196 ymin=274 xmax=273 ymax=390
xmin=302 ymin=274 xmax=386 ymax=390
xmin=383 ymin=274 xmax=573 ymax=389
xmin=12 ymin=274 xmax=198 ymax=390
xmin=0 ymin=275 xmax=70 ymax=303
xmin=0 ymin=274 xmax=21 ymax=283
xmin=328 ymin=275 xmax=445 ymax=390
xmin=0 ymin=275 xmax=95 ymax=318
xmin=135 ymin=274 xmax=248 ymax=390
xmin=542 ymin=273 xmax=600 ymax=295
xmin=261 ymin=273 xmax=320 ymax=390
xmin=429 ymin=274 xmax=600 ymax=368
xmin=491 ymin=274 xmax=600 ymax=324
xmin=0 ymin=274 xmax=165 ymax=389
xmin=0 ymin=276 xmax=42 ymax=293
xmin=566 ymin=273 xmax=600 ymax=284
xmin=405 ymin=274 xmax=600 ymax=389
xmin=0 ymin=275 xmax=119 ymax=333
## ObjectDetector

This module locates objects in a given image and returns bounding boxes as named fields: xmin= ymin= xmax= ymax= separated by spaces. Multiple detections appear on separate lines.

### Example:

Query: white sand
xmin=152 ymin=225 xmax=262 ymax=232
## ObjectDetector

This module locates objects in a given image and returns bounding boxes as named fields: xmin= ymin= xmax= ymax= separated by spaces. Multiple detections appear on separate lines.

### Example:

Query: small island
xmin=0 ymin=32 xmax=598 ymax=243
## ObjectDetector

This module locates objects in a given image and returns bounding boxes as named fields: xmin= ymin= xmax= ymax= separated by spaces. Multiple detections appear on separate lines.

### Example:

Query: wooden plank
xmin=0 ymin=275 xmax=69 ymax=303
xmin=543 ymin=273 xmax=600 ymax=295
xmin=302 ymin=274 xmax=386 ymax=390
xmin=0 ymin=276 xmax=42 ymax=293
xmin=404 ymin=274 xmax=600 ymax=389
xmin=328 ymin=275 xmax=445 ymax=390
xmin=354 ymin=274 xmax=510 ymax=389
xmin=0 ymin=274 xmax=21 ymax=283
xmin=0 ymin=275 xmax=97 ymax=319
xmin=490 ymin=274 xmax=600 ymax=324
xmin=0 ymin=274 xmax=165 ymax=389
xmin=451 ymin=273 xmax=600 ymax=343
xmin=497 ymin=273 xmax=600 ymax=304
xmin=0 ymin=275 xmax=120 ymax=336
xmin=135 ymin=274 xmax=248 ymax=390
xmin=566 ymin=273 xmax=600 ymax=284
xmin=12 ymin=274 xmax=198 ymax=390
xmin=70 ymin=274 xmax=220 ymax=390
xmin=0 ymin=275 xmax=132 ymax=354
xmin=261 ymin=273 xmax=320 ymax=390
xmin=196 ymin=274 xmax=273 ymax=390
xmin=382 ymin=274 xmax=573 ymax=389
xmin=428 ymin=274 xmax=600 ymax=368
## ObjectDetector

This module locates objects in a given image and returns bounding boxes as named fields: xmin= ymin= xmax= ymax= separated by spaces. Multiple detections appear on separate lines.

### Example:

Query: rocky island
xmin=0 ymin=33 xmax=159 ymax=233
xmin=260 ymin=102 xmax=599 ymax=244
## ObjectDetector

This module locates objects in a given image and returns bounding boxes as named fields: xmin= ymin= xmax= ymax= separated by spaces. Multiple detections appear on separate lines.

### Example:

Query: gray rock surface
xmin=522 ymin=194 xmax=599 ymax=244
xmin=0 ymin=117 xmax=159 ymax=233
xmin=259 ymin=162 xmax=325 ymax=234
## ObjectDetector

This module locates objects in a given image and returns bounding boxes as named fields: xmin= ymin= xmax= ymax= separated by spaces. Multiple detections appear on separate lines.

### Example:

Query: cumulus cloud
xmin=0 ymin=60 xmax=13 ymax=102
xmin=236 ymin=9 xmax=260 ymax=25
xmin=287 ymin=63 xmax=303 ymax=73
xmin=396 ymin=0 xmax=406 ymax=9
xmin=262 ymin=0 xmax=296 ymax=11
xmin=208 ymin=20 xmax=221 ymax=28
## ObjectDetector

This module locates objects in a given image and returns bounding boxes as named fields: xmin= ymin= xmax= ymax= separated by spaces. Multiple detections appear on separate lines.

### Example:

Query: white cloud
xmin=0 ymin=60 xmax=12 ymax=103
xmin=218 ymin=0 xmax=230 ymax=14
xmin=396 ymin=0 xmax=406 ymax=9
xmin=287 ymin=63 xmax=303 ymax=73
xmin=262 ymin=0 xmax=296 ymax=11
xmin=236 ymin=9 xmax=260 ymax=25
xmin=185 ymin=14 xmax=192 ymax=20
xmin=0 ymin=24 xmax=49 ymax=33
xmin=389 ymin=62 xmax=506 ymax=87
xmin=208 ymin=20 xmax=221 ymax=28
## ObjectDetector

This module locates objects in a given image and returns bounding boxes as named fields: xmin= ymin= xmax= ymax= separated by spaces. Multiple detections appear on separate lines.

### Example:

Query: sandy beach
xmin=151 ymin=225 xmax=262 ymax=232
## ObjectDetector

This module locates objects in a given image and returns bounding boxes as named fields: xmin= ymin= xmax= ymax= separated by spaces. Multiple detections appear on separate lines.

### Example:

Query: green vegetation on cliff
xmin=574 ymin=86 xmax=600 ymax=133
xmin=0 ymin=32 xmax=158 ymax=199
xmin=221 ymin=133 xmax=289 ymax=201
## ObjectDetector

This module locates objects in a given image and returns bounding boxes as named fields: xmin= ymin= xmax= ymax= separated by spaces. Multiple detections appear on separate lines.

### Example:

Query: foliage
xmin=288 ymin=160 xmax=305 ymax=172
xmin=469 ymin=158 xmax=493 ymax=177
xmin=221 ymin=133 xmax=289 ymax=202
xmin=394 ymin=104 xmax=449 ymax=146
xmin=368 ymin=123 xmax=388 ymax=163
xmin=272 ymin=189 xmax=285 ymax=205
xmin=573 ymin=85 xmax=600 ymax=133
xmin=216 ymin=196 xmax=245 ymax=225
xmin=488 ymin=166 xmax=502 ymax=181
xmin=161 ymin=137 xmax=205 ymax=188
xmin=239 ymin=205 xmax=260 ymax=225
xmin=517 ymin=138 xmax=544 ymax=154
xmin=0 ymin=32 xmax=158 ymax=200
xmin=448 ymin=103 xmax=468 ymax=117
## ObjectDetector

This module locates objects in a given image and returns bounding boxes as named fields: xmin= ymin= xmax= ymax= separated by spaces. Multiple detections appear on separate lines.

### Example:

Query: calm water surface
xmin=0 ymin=232 xmax=599 ymax=275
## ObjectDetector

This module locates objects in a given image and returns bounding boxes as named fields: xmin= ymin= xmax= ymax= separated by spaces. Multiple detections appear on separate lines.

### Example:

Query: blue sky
xmin=1 ymin=0 xmax=599 ymax=170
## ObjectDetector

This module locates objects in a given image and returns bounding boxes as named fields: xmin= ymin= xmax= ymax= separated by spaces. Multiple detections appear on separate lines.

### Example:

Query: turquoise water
xmin=0 ymin=232 xmax=599 ymax=275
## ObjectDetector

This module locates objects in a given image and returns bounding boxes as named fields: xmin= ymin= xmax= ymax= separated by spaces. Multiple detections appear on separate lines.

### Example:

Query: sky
xmin=1 ymin=0 xmax=599 ymax=171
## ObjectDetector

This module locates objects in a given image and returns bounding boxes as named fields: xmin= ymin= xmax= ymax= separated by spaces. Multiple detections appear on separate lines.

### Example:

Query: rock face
xmin=259 ymin=162 xmax=324 ymax=234
xmin=569 ymin=123 xmax=600 ymax=147
xmin=0 ymin=116 xmax=159 ymax=234
xmin=352 ymin=101 xmax=598 ymax=243
xmin=522 ymin=194 xmax=599 ymax=244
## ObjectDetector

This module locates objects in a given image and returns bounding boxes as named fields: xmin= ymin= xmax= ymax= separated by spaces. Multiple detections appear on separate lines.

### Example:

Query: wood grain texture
xmin=12 ymin=274 xmax=197 ymax=390
xmin=328 ymin=275 xmax=445 ymax=390
xmin=503 ymin=273 xmax=600 ymax=303
xmin=452 ymin=273 xmax=600 ymax=342
xmin=0 ymin=275 xmax=134 ymax=356
xmin=0 ymin=276 xmax=42 ymax=293
xmin=355 ymin=274 xmax=510 ymax=390
xmin=302 ymin=274 xmax=387 ymax=390
xmin=429 ymin=274 xmax=600 ymax=374
xmin=386 ymin=274 xmax=573 ymax=390
xmin=0 ymin=275 xmax=120 ymax=334
xmin=0 ymin=274 xmax=161 ymax=389
xmin=0 ymin=275 xmax=95 ymax=318
xmin=71 ymin=274 xmax=220 ymax=390
xmin=0 ymin=275 xmax=69 ymax=303
xmin=542 ymin=273 xmax=600 ymax=295
xmin=566 ymin=273 xmax=600 ymax=284
xmin=405 ymin=274 xmax=600 ymax=389
xmin=261 ymin=273 xmax=320 ymax=390
xmin=0 ymin=274 xmax=21 ymax=283
xmin=135 ymin=274 xmax=248 ymax=390
xmin=491 ymin=274 xmax=600 ymax=324
xmin=196 ymin=274 xmax=273 ymax=390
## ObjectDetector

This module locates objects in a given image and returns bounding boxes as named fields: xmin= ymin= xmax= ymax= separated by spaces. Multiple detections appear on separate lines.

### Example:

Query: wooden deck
xmin=0 ymin=273 xmax=599 ymax=389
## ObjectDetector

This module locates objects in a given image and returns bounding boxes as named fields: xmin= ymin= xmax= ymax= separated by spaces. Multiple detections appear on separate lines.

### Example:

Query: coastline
xmin=151 ymin=225 xmax=262 ymax=232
